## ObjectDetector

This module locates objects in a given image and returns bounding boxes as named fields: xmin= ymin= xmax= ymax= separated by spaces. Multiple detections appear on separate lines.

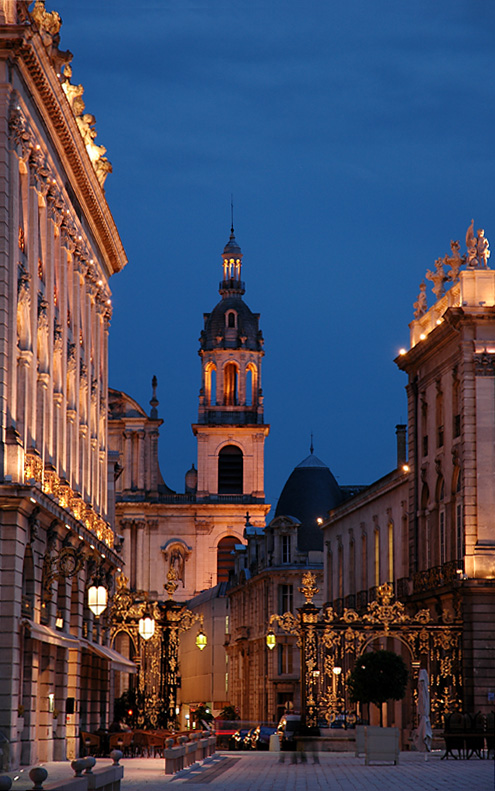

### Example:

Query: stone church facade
xmin=107 ymin=229 xmax=271 ymax=716
xmin=108 ymin=229 xmax=270 ymax=604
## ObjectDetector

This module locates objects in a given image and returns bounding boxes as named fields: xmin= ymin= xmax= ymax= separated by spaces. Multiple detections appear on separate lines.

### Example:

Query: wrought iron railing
xmin=413 ymin=560 xmax=459 ymax=593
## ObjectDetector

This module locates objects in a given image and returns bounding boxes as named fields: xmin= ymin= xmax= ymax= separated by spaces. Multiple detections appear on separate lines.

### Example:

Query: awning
xmin=82 ymin=640 xmax=137 ymax=674
xmin=24 ymin=621 xmax=81 ymax=650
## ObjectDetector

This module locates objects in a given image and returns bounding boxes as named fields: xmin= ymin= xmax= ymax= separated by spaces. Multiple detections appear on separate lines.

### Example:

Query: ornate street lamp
xmin=196 ymin=626 xmax=207 ymax=650
xmin=138 ymin=616 xmax=155 ymax=641
xmin=265 ymin=629 xmax=276 ymax=650
xmin=109 ymin=569 xmax=208 ymax=730
xmin=88 ymin=584 xmax=107 ymax=616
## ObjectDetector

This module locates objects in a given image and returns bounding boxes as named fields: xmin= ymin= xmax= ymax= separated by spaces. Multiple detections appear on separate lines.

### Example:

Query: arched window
xmin=245 ymin=368 xmax=253 ymax=406
xmin=223 ymin=362 xmax=238 ymax=406
xmin=205 ymin=363 xmax=216 ymax=406
xmin=245 ymin=363 xmax=257 ymax=407
xmin=217 ymin=536 xmax=238 ymax=583
xmin=218 ymin=445 xmax=243 ymax=493
xmin=226 ymin=311 xmax=237 ymax=329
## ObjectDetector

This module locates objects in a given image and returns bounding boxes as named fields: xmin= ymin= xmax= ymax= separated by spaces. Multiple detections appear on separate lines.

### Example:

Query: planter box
xmin=364 ymin=726 xmax=399 ymax=765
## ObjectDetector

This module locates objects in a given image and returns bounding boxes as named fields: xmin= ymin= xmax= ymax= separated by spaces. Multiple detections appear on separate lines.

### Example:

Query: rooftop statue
xmin=426 ymin=257 xmax=447 ymax=300
xmin=466 ymin=219 xmax=490 ymax=269
xmin=413 ymin=281 xmax=427 ymax=319
xmin=61 ymin=64 xmax=84 ymax=111
xmin=30 ymin=0 xmax=72 ymax=74
xmin=445 ymin=240 xmax=464 ymax=284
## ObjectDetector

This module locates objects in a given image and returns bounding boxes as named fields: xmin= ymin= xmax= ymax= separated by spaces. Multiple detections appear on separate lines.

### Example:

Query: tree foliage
xmin=348 ymin=650 xmax=409 ymax=719
xmin=218 ymin=705 xmax=240 ymax=721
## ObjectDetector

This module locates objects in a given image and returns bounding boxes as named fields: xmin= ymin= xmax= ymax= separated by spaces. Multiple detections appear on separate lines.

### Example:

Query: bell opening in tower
xmin=218 ymin=445 xmax=243 ymax=493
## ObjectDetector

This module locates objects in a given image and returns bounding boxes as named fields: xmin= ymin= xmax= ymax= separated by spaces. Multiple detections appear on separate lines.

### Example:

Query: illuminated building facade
xmin=322 ymin=227 xmax=495 ymax=736
xmin=0 ymin=2 xmax=128 ymax=769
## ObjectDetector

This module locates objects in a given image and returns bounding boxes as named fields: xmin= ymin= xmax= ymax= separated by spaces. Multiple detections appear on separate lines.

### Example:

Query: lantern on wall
xmin=266 ymin=629 xmax=276 ymax=650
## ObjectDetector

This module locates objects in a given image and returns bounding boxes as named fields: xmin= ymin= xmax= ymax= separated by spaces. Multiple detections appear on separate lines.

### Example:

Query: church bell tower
xmin=193 ymin=227 xmax=269 ymax=501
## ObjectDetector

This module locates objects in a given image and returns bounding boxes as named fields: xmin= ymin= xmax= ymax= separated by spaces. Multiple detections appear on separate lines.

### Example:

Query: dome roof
xmin=223 ymin=229 xmax=242 ymax=258
xmin=200 ymin=296 xmax=263 ymax=351
xmin=275 ymin=451 xmax=342 ymax=552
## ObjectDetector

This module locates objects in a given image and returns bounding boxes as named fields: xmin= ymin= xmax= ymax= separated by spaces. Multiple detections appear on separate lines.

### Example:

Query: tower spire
xmin=150 ymin=375 xmax=159 ymax=418
xmin=220 ymin=218 xmax=245 ymax=297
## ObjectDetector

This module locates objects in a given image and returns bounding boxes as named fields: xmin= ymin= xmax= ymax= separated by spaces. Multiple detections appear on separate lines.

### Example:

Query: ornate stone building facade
xmin=322 ymin=224 xmax=495 ymax=735
xmin=0 ymin=2 xmax=128 ymax=769
xmin=107 ymin=229 xmax=271 ymax=718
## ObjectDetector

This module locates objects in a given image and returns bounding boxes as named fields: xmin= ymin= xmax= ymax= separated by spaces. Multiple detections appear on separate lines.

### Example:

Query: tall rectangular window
xmin=281 ymin=535 xmax=290 ymax=564
xmin=278 ymin=644 xmax=293 ymax=675
xmin=278 ymin=584 xmax=293 ymax=614
xmin=456 ymin=503 xmax=463 ymax=563
xmin=388 ymin=522 xmax=394 ymax=582
xmin=374 ymin=530 xmax=380 ymax=587
xmin=349 ymin=540 xmax=355 ymax=594
xmin=361 ymin=533 xmax=367 ymax=590
xmin=440 ymin=509 xmax=446 ymax=565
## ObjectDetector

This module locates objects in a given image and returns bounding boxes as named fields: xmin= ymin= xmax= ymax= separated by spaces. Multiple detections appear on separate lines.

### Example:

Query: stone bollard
xmin=71 ymin=758 xmax=87 ymax=777
xmin=0 ymin=777 xmax=12 ymax=790
xmin=29 ymin=767 xmax=48 ymax=791
xmin=84 ymin=756 xmax=96 ymax=774
xmin=110 ymin=749 xmax=123 ymax=765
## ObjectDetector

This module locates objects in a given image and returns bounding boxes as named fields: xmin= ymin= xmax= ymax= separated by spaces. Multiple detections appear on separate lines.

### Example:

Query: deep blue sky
xmin=53 ymin=1 xmax=495 ymax=512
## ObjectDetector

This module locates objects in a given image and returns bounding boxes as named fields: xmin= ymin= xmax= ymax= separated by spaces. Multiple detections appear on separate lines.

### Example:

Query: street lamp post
xmin=109 ymin=569 xmax=207 ymax=729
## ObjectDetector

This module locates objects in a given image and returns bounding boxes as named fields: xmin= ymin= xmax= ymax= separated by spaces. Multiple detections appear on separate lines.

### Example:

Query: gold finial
xmin=299 ymin=571 xmax=319 ymax=604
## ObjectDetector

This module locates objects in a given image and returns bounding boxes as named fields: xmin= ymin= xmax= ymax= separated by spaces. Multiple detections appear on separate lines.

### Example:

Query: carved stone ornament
xmin=42 ymin=542 xmax=85 ymax=602
xmin=474 ymin=351 xmax=495 ymax=376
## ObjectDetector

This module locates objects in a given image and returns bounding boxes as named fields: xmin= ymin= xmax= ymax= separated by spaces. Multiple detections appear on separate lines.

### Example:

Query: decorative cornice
xmin=474 ymin=351 xmax=495 ymax=376
xmin=1 ymin=22 xmax=126 ymax=276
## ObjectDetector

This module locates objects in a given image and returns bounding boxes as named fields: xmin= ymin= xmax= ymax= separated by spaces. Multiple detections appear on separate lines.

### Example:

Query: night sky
xmin=52 ymin=1 xmax=495 ymax=513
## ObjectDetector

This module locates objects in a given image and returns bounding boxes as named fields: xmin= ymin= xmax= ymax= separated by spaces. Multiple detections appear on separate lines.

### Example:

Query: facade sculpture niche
xmin=161 ymin=542 xmax=192 ymax=588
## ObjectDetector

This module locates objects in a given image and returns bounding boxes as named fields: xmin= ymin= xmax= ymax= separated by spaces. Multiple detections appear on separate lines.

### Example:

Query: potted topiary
xmin=348 ymin=649 xmax=409 ymax=764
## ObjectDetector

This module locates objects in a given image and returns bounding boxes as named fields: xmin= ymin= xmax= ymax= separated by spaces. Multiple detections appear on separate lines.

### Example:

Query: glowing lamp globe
xmin=88 ymin=585 xmax=107 ymax=617
xmin=196 ymin=628 xmax=207 ymax=651
xmin=138 ymin=616 xmax=155 ymax=641
xmin=266 ymin=630 xmax=276 ymax=650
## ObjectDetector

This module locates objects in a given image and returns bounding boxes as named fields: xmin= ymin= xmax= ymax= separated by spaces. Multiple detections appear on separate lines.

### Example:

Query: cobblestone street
xmin=5 ymin=751 xmax=493 ymax=791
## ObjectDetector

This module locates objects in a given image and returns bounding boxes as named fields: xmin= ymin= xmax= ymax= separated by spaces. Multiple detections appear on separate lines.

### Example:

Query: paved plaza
xmin=3 ymin=751 xmax=494 ymax=791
